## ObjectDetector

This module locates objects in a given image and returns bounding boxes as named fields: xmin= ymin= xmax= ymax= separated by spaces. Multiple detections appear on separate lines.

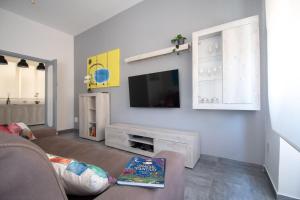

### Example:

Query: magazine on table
xmin=117 ymin=156 xmax=166 ymax=188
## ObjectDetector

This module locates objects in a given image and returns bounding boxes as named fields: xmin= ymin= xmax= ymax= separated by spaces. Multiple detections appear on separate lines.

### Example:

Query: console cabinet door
xmin=11 ymin=106 xmax=28 ymax=124
xmin=154 ymin=139 xmax=192 ymax=168
xmin=29 ymin=105 xmax=45 ymax=125
xmin=0 ymin=106 xmax=10 ymax=124
xmin=36 ymin=105 xmax=45 ymax=125
xmin=79 ymin=96 xmax=89 ymax=138
xmin=222 ymin=22 xmax=260 ymax=106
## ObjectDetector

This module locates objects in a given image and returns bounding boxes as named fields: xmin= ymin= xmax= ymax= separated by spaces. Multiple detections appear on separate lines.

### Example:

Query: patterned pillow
xmin=15 ymin=122 xmax=36 ymax=140
xmin=7 ymin=123 xmax=22 ymax=135
xmin=0 ymin=125 xmax=11 ymax=134
xmin=47 ymin=154 xmax=114 ymax=195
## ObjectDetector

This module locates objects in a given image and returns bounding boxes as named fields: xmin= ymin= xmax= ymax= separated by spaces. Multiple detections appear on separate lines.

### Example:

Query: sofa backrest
xmin=0 ymin=132 xmax=68 ymax=200
xmin=30 ymin=126 xmax=58 ymax=139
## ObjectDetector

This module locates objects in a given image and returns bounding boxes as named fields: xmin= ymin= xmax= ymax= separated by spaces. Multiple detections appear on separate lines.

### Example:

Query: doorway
xmin=0 ymin=49 xmax=57 ymax=129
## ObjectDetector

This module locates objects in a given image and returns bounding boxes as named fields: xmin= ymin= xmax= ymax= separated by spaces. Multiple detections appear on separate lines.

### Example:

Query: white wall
xmin=264 ymin=116 xmax=280 ymax=190
xmin=0 ymin=8 xmax=74 ymax=130
xmin=266 ymin=0 xmax=300 ymax=151
xmin=0 ymin=61 xmax=19 ymax=99
xmin=265 ymin=0 xmax=300 ymax=198
xmin=278 ymin=138 xmax=300 ymax=199
xmin=75 ymin=0 xmax=267 ymax=165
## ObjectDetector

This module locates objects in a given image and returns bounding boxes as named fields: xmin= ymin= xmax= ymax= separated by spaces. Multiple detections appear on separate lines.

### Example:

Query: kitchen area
xmin=0 ymin=55 xmax=45 ymax=125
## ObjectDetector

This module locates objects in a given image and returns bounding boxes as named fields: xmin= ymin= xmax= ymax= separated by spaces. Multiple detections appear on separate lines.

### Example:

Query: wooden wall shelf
xmin=125 ymin=43 xmax=190 ymax=63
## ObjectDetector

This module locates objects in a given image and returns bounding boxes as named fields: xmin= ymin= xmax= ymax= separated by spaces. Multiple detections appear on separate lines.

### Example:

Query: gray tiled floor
xmin=60 ymin=132 xmax=275 ymax=200
xmin=185 ymin=155 xmax=275 ymax=200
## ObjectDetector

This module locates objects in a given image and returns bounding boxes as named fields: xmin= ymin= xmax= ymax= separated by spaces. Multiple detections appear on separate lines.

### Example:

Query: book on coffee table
xmin=117 ymin=156 xmax=166 ymax=188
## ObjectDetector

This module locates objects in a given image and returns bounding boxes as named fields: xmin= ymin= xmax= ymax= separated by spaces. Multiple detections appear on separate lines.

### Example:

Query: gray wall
xmin=74 ymin=0 xmax=267 ymax=164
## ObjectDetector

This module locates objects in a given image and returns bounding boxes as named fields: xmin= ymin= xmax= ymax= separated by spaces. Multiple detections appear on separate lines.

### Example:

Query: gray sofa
xmin=0 ymin=128 xmax=185 ymax=200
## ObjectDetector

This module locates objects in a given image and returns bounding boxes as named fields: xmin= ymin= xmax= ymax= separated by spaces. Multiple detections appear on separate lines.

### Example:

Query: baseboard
xmin=201 ymin=154 xmax=264 ymax=169
xmin=264 ymin=165 xmax=278 ymax=197
xmin=57 ymin=129 xmax=77 ymax=134
xmin=277 ymin=195 xmax=300 ymax=200
xmin=264 ymin=165 xmax=300 ymax=200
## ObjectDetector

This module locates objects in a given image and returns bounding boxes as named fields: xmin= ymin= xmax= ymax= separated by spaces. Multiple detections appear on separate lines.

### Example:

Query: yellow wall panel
xmin=87 ymin=55 xmax=97 ymax=89
xmin=107 ymin=49 xmax=120 ymax=87
xmin=87 ymin=48 xmax=120 ymax=89
xmin=95 ymin=52 xmax=108 ymax=88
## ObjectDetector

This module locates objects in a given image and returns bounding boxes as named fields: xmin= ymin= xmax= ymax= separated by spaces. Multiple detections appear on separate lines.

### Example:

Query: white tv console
xmin=105 ymin=123 xmax=201 ymax=168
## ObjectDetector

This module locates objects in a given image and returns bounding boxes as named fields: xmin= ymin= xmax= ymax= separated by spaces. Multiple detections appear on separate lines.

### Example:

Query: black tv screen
xmin=128 ymin=69 xmax=180 ymax=108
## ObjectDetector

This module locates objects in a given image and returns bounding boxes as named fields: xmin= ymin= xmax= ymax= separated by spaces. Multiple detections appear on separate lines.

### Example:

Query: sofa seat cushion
xmin=93 ymin=151 xmax=185 ymax=200
xmin=33 ymin=136 xmax=133 ymax=178
xmin=30 ymin=127 xmax=57 ymax=139
xmin=32 ymin=130 xmax=185 ymax=200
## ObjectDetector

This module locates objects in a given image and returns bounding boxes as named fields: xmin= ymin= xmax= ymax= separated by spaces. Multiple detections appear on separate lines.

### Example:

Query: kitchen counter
xmin=0 ymin=104 xmax=45 ymax=125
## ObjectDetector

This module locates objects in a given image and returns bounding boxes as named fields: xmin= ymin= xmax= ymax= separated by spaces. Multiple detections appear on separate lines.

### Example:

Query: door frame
xmin=0 ymin=49 xmax=57 ymax=129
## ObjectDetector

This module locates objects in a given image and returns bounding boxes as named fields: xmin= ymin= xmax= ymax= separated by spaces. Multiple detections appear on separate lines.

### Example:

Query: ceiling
xmin=0 ymin=0 xmax=143 ymax=35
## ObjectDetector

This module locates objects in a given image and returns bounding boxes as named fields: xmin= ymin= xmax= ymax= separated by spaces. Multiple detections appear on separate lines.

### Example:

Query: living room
xmin=0 ymin=0 xmax=299 ymax=200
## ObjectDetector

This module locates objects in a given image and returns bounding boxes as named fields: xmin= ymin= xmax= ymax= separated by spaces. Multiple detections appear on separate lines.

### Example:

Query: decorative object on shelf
xmin=6 ymin=94 xmax=10 ymax=105
xmin=36 ymin=63 xmax=45 ymax=70
xmin=84 ymin=75 xmax=92 ymax=93
xmin=0 ymin=55 xmax=8 ymax=65
xmin=89 ymin=125 xmax=96 ymax=137
xmin=34 ymin=92 xmax=40 ymax=104
xmin=171 ymin=34 xmax=187 ymax=55
xmin=17 ymin=59 xmax=29 ymax=68
xmin=86 ymin=48 xmax=120 ymax=89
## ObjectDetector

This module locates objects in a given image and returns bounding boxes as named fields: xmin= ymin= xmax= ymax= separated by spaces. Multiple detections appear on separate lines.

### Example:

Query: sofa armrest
xmin=95 ymin=151 xmax=185 ymax=200
xmin=154 ymin=151 xmax=185 ymax=200
xmin=31 ymin=127 xmax=57 ymax=139
xmin=0 ymin=132 xmax=67 ymax=200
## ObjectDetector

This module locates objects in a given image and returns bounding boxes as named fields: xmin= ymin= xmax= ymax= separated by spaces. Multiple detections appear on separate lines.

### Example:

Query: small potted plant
xmin=171 ymin=34 xmax=187 ymax=55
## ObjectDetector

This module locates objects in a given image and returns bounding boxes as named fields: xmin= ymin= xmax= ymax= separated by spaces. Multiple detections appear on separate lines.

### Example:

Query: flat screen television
xmin=128 ymin=69 xmax=180 ymax=108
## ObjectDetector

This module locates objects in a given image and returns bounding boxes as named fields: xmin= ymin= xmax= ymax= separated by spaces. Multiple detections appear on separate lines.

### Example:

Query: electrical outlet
xmin=74 ymin=117 xmax=78 ymax=123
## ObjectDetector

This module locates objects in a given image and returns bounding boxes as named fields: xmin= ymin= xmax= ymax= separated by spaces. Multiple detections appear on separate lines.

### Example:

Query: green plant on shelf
xmin=171 ymin=34 xmax=187 ymax=55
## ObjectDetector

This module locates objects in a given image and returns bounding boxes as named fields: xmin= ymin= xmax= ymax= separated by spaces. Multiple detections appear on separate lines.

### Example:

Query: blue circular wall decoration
xmin=95 ymin=69 xmax=109 ymax=83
